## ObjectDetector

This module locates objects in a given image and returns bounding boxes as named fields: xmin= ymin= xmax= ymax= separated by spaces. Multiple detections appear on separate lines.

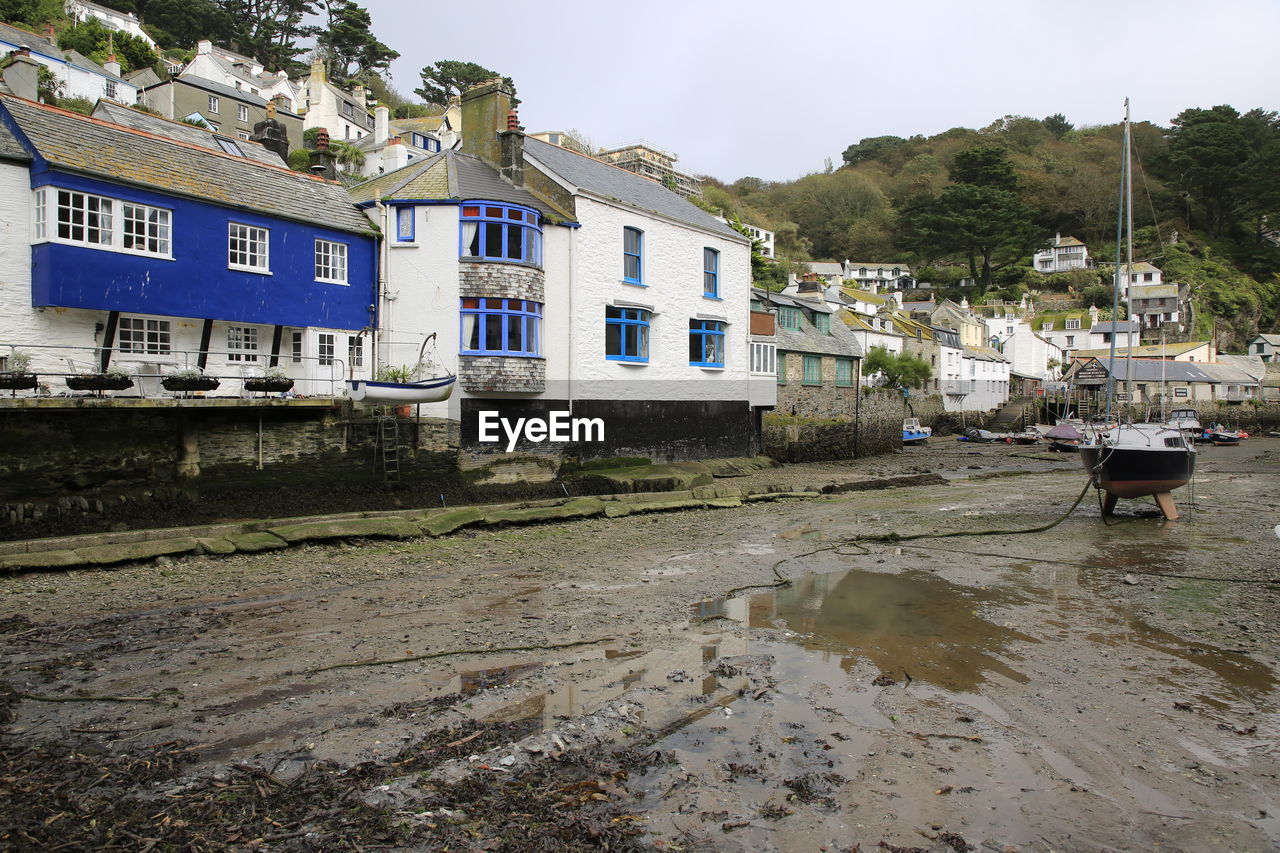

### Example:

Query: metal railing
xmin=1 ymin=342 xmax=353 ymax=400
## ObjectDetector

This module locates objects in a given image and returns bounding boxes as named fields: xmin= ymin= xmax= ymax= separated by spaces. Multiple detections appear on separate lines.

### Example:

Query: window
xmin=119 ymin=317 xmax=171 ymax=354
xmin=214 ymin=136 xmax=241 ymax=156
xmin=776 ymin=352 xmax=786 ymax=384
xmin=208 ymin=95 xmax=219 ymax=114
xmin=703 ymin=248 xmax=719 ymax=297
xmin=33 ymin=188 xmax=45 ymax=239
xmin=460 ymin=298 xmax=542 ymax=356
xmin=689 ymin=320 xmax=725 ymax=367
xmin=836 ymin=358 xmax=854 ymax=386
xmin=237 ymin=130 xmax=251 ymax=140
xmin=1065 ymin=318 xmax=1080 ymax=330
xmin=750 ymin=341 xmax=776 ymax=375
xmin=815 ymin=313 xmax=831 ymax=335
xmin=460 ymin=203 xmax=542 ymax=266
xmin=605 ymin=306 xmax=650 ymax=362
xmin=1065 ymin=335 xmax=1075 ymax=347
xmin=228 ymin=222 xmax=269 ymax=272
xmin=56 ymin=189 xmax=112 ymax=245
xmin=291 ymin=331 xmax=303 ymax=363
xmin=802 ymin=355 xmax=822 ymax=385
xmin=1042 ymin=321 xmax=1053 ymax=331
xmin=396 ymin=206 xmax=415 ymax=242
xmin=342 ymin=101 xmax=355 ymax=118
xmin=778 ymin=306 xmax=803 ymax=331
xmin=623 ymin=226 xmax=643 ymax=284
xmin=105 ymin=80 xmax=117 ymax=100
xmin=317 ymin=333 xmax=335 ymax=366
xmin=206 ymin=122 xmax=219 ymax=133
xmin=122 ymin=202 xmax=170 ymax=255
xmin=237 ymin=104 xmax=248 ymax=122
xmin=315 ymin=239 xmax=348 ymax=284
xmin=226 ymin=326 xmax=258 ymax=362
xmin=1144 ymin=272 xmax=1153 ymax=281
xmin=348 ymin=335 xmax=363 ymax=369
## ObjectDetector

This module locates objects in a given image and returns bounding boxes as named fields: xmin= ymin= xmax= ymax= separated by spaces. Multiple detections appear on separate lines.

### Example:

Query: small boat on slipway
xmin=902 ymin=418 xmax=932 ymax=445
xmin=1044 ymin=422 xmax=1084 ymax=453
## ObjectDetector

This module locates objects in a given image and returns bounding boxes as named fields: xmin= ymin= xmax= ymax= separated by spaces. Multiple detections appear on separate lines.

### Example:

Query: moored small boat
xmin=347 ymin=374 xmax=456 ymax=404
xmin=1080 ymin=423 xmax=1196 ymax=519
xmin=902 ymin=418 xmax=932 ymax=445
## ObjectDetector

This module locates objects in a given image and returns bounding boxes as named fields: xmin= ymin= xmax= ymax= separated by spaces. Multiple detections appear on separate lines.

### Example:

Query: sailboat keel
xmin=1153 ymin=492 xmax=1180 ymax=521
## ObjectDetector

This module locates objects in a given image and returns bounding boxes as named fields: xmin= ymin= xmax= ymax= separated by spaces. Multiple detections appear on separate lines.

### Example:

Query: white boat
xmin=1079 ymin=101 xmax=1196 ymax=521
xmin=347 ymin=374 xmax=456 ymax=404
xmin=1166 ymin=407 xmax=1201 ymax=437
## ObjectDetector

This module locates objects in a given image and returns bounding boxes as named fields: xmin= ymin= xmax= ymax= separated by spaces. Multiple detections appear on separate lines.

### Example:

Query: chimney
xmin=459 ymin=77 xmax=513 ymax=168
xmin=42 ymin=22 xmax=55 ymax=40
xmin=104 ymin=53 xmax=121 ymax=79
xmin=2 ymin=49 xmax=41 ymax=101
xmin=196 ymin=40 xmax=212 ymax=55
xmin=499 ymin=105 xmax=524 ymax=185
xmin=309 ymin=127 xmax=337 ymax=179
xmin=384 ymin=136 xmax=407 ymax=172
xmin=374 ymin=105 xmax=389 ymax=145
xmin=250 ymin=102 xmax=290 ymax=163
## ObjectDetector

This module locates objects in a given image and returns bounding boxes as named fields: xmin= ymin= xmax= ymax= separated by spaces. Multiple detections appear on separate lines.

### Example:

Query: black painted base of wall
xmin=459 ymin=398 xmax=758 ymax=461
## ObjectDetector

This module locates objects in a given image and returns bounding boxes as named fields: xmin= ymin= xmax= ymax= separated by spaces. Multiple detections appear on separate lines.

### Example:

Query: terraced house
xmin=349 ymin=80 xmax=758 ymax=464
xmin=0 ymin=73 xmax=378 ymax=395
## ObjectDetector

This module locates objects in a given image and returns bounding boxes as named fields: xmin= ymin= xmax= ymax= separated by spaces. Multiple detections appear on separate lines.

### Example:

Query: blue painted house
xmin=0 ymin=84 xmax=377 ymax=395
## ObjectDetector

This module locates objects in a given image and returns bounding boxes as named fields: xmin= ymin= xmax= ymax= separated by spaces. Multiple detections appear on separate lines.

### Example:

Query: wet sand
xmin=2 ymin=438 xmax=1278 ymax=851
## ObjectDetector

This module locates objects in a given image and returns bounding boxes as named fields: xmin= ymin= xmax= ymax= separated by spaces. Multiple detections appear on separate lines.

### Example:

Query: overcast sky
xmin=362 ymin=0 xmax=1280 ymax=183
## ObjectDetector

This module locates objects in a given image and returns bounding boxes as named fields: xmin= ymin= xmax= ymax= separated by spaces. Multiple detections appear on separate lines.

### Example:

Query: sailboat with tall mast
xmin=1078 ymin=100 xmax=1196 ymax=521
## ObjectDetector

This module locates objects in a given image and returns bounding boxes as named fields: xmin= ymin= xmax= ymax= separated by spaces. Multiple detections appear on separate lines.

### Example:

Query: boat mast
xmin=1104 ymin=99 xmax=1129 ymax=422
xmin=1122 ymin=100 xmax=1136 ymax=412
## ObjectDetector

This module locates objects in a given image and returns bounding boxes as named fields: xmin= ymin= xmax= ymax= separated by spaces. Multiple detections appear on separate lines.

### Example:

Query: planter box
xmin=243 ymin=377 xmax=295 ymax=393
xmin=0 ymin=373 xmax=38 ymax=391
xmin=162 ymin=376 xmax=221 ymax=393
xmin=66 ymin=375 xmax=134 ymax=392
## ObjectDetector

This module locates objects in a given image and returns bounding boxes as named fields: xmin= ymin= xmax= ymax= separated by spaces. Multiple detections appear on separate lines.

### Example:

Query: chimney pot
xmin=507 ymin=108 xmax=518 ymax=131
xmin=42 ymin=23 xmax=55 ymax=39
xmin=314 ymin=128 xmax=329 ymax=151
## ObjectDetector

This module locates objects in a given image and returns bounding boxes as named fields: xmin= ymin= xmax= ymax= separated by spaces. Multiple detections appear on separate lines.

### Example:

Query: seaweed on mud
xmin=782 ymin=771 xmax=846 ymax=809
xmin=0 ymin=722 xmax=656 ymax=852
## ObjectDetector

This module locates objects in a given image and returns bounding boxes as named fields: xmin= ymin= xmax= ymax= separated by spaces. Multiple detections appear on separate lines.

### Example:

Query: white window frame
xmin=208 ymin=95 xmax=220 ymax=114
xmin=317 ymin=332 xmax=335 ymax=366
xmin=237 ymin=104 xmax=248 ymax=122
xmin=314 ymin=239 xmax=348 ymax=284
xmin=226 ymin=325 xmax=259 ymax=362
xmin=348 ymin=335 xmax=363 ymax=369
xmin=228 ymin=222 xmax=270 ymax=273
xmin=35 ymin=188 xmax=172 ymax=259
xmin=118 ymin=316 xmax=172 ymax=356
xmin=1065 ymin=318 xmax=1081 ymax=330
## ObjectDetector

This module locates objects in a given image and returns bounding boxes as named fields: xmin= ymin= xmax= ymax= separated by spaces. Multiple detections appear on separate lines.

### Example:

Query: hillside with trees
xmin=700 ymin=109 xmax=1280 ymax=350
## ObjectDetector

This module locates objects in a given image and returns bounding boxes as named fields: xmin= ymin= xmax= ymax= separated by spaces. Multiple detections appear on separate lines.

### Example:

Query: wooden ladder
xmin=377 ymin=416 xmax=400 ymax=484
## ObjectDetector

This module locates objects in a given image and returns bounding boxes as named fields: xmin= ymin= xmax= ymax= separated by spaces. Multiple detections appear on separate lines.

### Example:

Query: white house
xmin=182 ymin=40 xmax=298 ymax=112
xmin=64 ymin=0 xmax=156 ymax=49
xmin=1038 ymin=306 xmax=1140 ymax=360
xmin=1116 ymin=261 xmax=1162 ymax=301
xmin=1033 ymin=233 xmax=1089 ymax=273
xmin=960 ymin=346 xmax=1011 ymax=411
xmin=292 ymin=56 xmax=374 ymax=141
xmin=350 ymin=106 xmax=460 ymax=178
xmin=0 ymin=21 xmax=135 ymax=105
xmin=983 ymin=311 xmax=1063 ymax=380
xmin=347 ymin=80 xmax=758 ymax=464
xmin=715 ymin=216 xmax=774 ymax=258
xmin=844 ymin=260 xmax=912 ymax=292
xmin=1247 ymin=333 xmax=1280 ymax=363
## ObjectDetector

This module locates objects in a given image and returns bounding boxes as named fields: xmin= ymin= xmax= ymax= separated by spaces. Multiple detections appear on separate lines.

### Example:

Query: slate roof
xmin=1213 ymin=354 xmax=1267 ymax=382
xmin=523 ymin=136 xmax=741 ymax=239
xmin=1128 ymin=283 xmax=1178 ymax=300
xmin=153 ymin=75 xmax=301 ymax=117
xmin=92 ymin=100 xmax=286 ymax=168
xmin=1072 ymin=341 xmax=1208 ymax=360
xmin=0 ymin=21 xmax=59 ymax=55
xmin=0 ymin=110 xmax=29 ymax=161
xmin=1250 ymin=333 xmax=1280 ymax=345
xmin=1068 ymin=357 xmax=1218 ymax=384
xmin=847 ymin=261 xmax=910 ymax=273
xmin=2 ymin=95 xmax=373 ymax=235
xmin=806 ymin=262 xmax=843 ymax=276
xmin=348 ymin=149 xmax=568 ymax=221
xmin=1090 ymin=321 xmax=1140 ymax=334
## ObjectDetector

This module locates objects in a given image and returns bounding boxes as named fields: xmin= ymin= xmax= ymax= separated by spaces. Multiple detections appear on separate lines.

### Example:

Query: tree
xmin=862 ymin=347 xmax=932 ymax=389
xmin=841 ymin=135 xmax=907 ymax=168
xmin=1043 ymin=113 xmax=1073 ymax=139
xmin=415 ymin=60 xmax=511 ymax=107
xmin=142 ymin=0 xmax=234 ymax=49
xmin=58 ymin=18 xmax=158 ymax=72
xmin=215 ymin=0 xmax=320 ymax=74
xmin=315 ymin=0 xmax=397 ymax=85
xmin=948 ymin=144 xmax=1018 ymax=190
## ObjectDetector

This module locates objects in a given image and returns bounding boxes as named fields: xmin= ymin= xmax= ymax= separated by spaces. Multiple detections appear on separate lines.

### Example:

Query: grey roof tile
xmin=4 ymin=95 xmax=373 ymax=234
xmin=0 ymin=114 xmax=30 ymax=161
xmin=0 ymin=22 xmax=61 ymax=56
xmin=524 ymin=136 xmax=741 ymax=239
xmin=92 ymin=100 xmax=286 ymax=167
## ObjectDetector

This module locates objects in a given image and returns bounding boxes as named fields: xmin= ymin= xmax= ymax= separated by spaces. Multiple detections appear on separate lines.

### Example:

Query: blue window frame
xmin=703 ymin=247 xmax=719 ymax=298
xmin=803 ymin=355 xmax=822 ymax=385
xmin=623 ymin=226 xmax=643 ymax=284
xmin=689 ymin=319 xmax=725 ymax=367
xmin=778 ymin=306 xmax=803 ymax=330
xmin=396 ymin=206 xmax=415 ymax=242
xmin=460 ymin=297 xmax=542 ymax=356
xmin=460 ymin=202 xmax=542 ymax=266
xmin=605 ymin=306 xmax=650 ymax=362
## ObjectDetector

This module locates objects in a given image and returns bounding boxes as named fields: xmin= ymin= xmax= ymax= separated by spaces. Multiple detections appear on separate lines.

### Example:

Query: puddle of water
xmin=776 ymin=522 xmax=822 ymax=541
xmin=459 ymin=662 xmax=545 ymax=696
xmin=746 ymin=569 xmax=1035 ymax=692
